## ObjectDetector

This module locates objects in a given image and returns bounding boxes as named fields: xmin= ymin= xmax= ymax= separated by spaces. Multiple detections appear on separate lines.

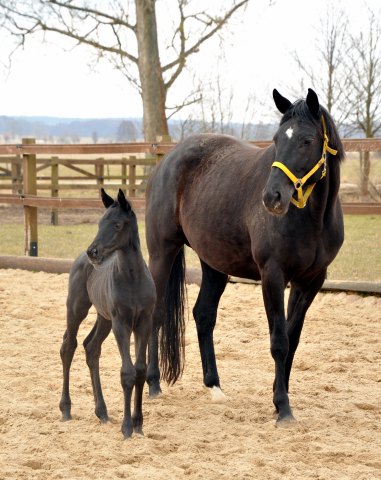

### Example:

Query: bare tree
xmin=92 ymin=131 xmax=99 ymax=144
xmin=116 ymin=120 xmax=140 ymax=142
xmin=169 ymin=75 xmax=269 ymax=142
xmin=346 ymin=7 xmax=381 ymax=198
xmin=292 ymin=1 xmax=351 ymax=127
xmin=0 ymin=0 xmax=249 ymax=141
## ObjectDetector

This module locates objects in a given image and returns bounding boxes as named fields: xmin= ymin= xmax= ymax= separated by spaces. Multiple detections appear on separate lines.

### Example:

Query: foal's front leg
xmin=112 ymin=316 xmax=135 ymax=440
xmin=261 ymin=261 xmax=296 ymax=427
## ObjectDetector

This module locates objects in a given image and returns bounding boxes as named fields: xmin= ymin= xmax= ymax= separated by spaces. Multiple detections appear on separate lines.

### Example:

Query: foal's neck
xmin=116 ymin=243 xmax=146 ymax=278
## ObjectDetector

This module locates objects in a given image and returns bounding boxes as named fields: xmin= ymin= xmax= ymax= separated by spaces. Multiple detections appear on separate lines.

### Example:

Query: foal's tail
xmin=160 ymin=246 xmax=187 ymax=385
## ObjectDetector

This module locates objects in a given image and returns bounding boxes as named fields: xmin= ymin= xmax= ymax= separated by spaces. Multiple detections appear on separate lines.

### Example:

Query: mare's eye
xmin=303 ymin=138 xmax=313 ymax=146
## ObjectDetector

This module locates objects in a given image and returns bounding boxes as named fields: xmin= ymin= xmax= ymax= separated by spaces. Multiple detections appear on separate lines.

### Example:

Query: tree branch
xmin=162 ymin=0 xmax=249 ymax=73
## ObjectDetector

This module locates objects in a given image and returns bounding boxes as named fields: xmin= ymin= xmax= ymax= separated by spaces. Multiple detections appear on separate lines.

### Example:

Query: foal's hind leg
xmin=60 ymin=292 xmax=91 ymax=421
xmin=84 ymin=313 xmax=112 ymax=423
xmin=193 ymin=260 xmax=228 ymax=403
xmin=132 ymin=317 xmax=152 ymax=435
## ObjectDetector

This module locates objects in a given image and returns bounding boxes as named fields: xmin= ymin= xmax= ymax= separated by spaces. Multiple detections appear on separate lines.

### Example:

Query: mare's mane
xmin=280 ymin=100 xmax=345 ymax=163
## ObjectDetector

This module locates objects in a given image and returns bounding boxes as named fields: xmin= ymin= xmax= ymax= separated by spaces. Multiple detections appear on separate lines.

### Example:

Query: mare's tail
xmin=160 ymin=246 xmax=187 ymax=385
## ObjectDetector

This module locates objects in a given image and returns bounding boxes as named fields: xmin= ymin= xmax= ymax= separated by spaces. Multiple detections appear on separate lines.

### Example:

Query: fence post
xmin=51 ymin=157 xmax=59 ymax=226
xmin=95 ymin=159 xmax=104 ymax=196
xmin=155 ymin=135 xmax=171 ymax=165
xmin=121 ymin=158 xmax=127 ymax=196
xmin=22 ymin=138 xmax=38 ymax=256
xmin=12 ymin=155 xmax=22 ymax=194
xmin=129 ymin=156 xmax=136 ymax=198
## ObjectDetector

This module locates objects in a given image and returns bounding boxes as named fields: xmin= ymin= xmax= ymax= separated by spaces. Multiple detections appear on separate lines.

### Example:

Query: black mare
xmin=145 ymin=89 xmax=345 ymax=426
xmin=59 ymin=189 xmax=156 ymax=439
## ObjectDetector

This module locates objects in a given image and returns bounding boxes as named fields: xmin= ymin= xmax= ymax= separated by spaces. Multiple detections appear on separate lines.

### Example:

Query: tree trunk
xmin=360 ymin=150 xmax=371 ymax=197
xmin=135 ymin=0 xmax=168 ymax=142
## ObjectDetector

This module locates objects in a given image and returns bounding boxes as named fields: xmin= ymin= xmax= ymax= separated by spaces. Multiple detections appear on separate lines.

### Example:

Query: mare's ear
xmin=117 ymin=189 xmax=131 ymax=212
xmin=101 ymin=188 xmax=114 ymax=209
xmin=273 ymin=89 xmax=292 ymax=114
xmin=306 ymin=88 xmax=320 ymax=117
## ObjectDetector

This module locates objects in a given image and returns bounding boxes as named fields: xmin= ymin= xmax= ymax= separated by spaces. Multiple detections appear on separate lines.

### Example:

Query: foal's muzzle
xmin=86 ymin=244 xmax=103 ymax=265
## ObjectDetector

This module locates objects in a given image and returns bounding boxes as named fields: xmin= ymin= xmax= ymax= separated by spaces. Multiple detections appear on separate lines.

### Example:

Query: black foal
xmin=59 ymin=189 xmax=156 ymax=439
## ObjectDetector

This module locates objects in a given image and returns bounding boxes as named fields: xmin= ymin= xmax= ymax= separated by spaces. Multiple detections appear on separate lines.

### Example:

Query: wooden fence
xmin=0 ymin=136 xmax=381 ymax=257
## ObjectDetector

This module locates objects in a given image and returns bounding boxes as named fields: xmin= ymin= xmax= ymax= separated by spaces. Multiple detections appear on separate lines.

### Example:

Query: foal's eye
xmin=303 ymin=139 xmax=313 ymax=146
xmin=115 ymin=223 xmax=122 ymax=230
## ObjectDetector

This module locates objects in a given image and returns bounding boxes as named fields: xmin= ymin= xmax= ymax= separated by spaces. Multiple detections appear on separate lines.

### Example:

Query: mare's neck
xmin=309 ymin=154 xmax=340 ymax=222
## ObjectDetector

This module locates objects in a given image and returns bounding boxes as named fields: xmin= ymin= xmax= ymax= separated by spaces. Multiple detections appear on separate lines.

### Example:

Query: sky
xmin=0 ymin=0 xmax=379 ymax=121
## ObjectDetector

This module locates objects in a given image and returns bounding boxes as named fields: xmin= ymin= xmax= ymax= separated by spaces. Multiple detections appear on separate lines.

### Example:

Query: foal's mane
xmin=280 ymin=100 xmax=345 ymax=163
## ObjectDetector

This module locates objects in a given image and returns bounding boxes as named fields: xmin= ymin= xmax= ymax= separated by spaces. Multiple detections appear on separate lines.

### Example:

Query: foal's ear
xmin=117 ymin=189 xmax=131 ymax=212
xmin=306 ymin=88 xmax=320 ymax=117
xmin=101 ymin=188 xmax=114 ymax=209
xmin=273 ymin=89 xmax=292 ymax=114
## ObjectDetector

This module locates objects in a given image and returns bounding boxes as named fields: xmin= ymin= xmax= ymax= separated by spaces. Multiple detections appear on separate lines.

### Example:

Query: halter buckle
xmin=294 ymin=179 xmax=303 ymax=190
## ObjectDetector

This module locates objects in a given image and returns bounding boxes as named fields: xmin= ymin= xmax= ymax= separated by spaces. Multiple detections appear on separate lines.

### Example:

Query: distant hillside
xmin=0 ymin=116 xmax=143 ymax=140
xmin=0 ymin=115 xmax=284 ymax=142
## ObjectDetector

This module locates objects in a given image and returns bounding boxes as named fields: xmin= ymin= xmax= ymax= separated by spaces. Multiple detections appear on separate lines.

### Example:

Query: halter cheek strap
xmin=271 ymin=115 xmax=338 ymax=209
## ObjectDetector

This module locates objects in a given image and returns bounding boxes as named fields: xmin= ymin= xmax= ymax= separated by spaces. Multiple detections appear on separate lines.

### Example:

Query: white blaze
xmin=286 ymin=127 xmax=293 ymax=139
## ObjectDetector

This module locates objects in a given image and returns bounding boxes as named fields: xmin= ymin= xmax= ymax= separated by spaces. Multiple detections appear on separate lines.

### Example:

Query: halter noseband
xmin=271 ymin=115 xmax=337 ymax=209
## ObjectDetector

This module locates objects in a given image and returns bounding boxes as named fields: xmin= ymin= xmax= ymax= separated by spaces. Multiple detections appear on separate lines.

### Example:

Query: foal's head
xmin=87 ymin=188 xmax=139 ymax=265
xmin=262 ymin=88 xmax=344 ymax=215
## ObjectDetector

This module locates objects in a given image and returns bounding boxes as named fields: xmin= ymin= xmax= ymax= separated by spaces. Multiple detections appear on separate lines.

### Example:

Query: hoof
xmin=134 ymin=426 xmax=144 ymax=436
xmin=276 ymin=415 xmax=298 ymax=429
xmin=147 ymin=391 xmax=164 ymax=401
xmin=61 ymin=413 xmax=72 ymax=422
xmin=272 ymin=409 xmax=279 ymax=418
xmin=100 ymin=416 xmax=111 ymax=425
xmin=205 ymin=386 xmax=229 ymax=404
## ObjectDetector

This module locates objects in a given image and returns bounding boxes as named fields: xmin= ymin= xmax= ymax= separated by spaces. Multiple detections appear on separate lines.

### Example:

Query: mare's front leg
xmin=132 ymin=316 xmax=152 ymax=435
xmin=261 ymin=261 xmax=296 ymax=427
xmin=83 ymin=313 xmax=112 ymax=423
xmin=284 ymin=270 xmax=327 ymax=392
xmin=112 ymin=316 xmax=135 ymax=440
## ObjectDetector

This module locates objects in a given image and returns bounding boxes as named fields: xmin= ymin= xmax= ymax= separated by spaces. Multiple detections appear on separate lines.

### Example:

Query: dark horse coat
xmin=145 ymin=89 xmax=344 ymax=426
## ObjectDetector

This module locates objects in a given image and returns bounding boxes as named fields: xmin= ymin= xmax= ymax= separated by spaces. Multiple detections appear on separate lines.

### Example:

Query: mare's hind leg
xmin=147 ymin=244 xmax=183 ymax=398
xmin=60 ymin=274 xmax=91 ymax=421
xmin=132 ymin=317 xmax=152 ymax=435
xmin=284 ymin=270 xmax=327 ymax=393
xmin=193 ymin=260 xmax=228 ymax=403
xmin=84 ymin=313 xmax=112 ymax=423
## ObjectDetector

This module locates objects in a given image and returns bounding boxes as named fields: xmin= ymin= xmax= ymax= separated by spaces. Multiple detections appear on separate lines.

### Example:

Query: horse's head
xmin=87 ymin=188 xmax=138 ymax=265
xmin=262 ymin=88 xmax=330 ymax=215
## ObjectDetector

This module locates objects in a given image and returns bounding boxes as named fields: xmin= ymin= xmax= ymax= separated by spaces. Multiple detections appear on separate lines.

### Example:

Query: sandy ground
xmin=0 ymin=269 xmax=380 ymax=480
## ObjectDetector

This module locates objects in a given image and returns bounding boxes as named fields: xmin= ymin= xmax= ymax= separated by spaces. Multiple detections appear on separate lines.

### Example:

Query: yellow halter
xmin=271 ymin=115 xmax=338 ymax=209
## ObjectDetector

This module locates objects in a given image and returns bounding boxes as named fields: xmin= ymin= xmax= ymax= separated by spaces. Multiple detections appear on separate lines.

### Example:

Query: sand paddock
xmin=0 ymin=268 xmax=380 ymax=480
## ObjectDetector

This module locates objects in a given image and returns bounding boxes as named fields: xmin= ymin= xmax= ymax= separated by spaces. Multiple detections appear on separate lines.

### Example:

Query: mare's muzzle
xmin=262 ymin=168 xmax=294 ymax=215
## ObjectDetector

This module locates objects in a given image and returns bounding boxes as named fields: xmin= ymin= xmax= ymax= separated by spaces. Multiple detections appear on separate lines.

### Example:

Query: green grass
xmin=327 ymin=215 xmax=381 ymax=282
xmin=0 ymin=216 xmax=380 ymax=282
